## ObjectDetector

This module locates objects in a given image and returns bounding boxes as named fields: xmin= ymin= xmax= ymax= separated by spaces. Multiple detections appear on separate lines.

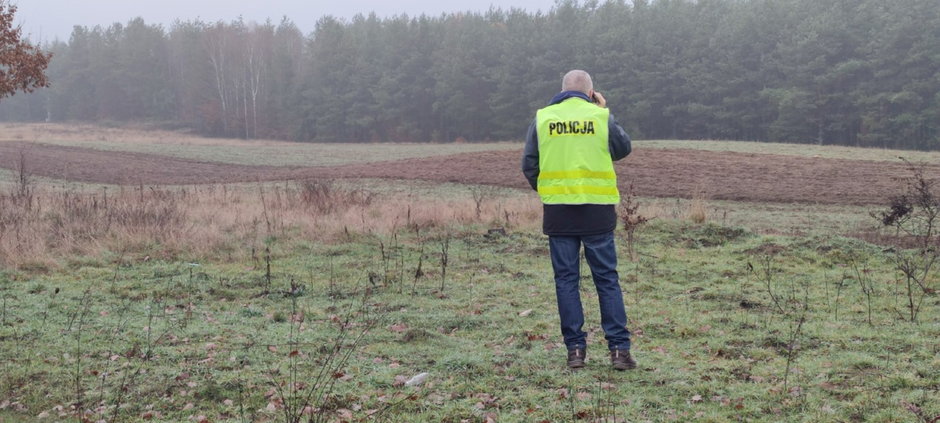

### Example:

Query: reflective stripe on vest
xmin=536 ymin=98 xmax=619 ymax=205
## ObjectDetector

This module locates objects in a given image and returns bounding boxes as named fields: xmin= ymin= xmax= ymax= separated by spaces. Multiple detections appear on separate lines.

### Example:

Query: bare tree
xmin=243 ymin=23 xmax=271 ymax=139
xmin=204 ymin=22 xmax=232 ymax=133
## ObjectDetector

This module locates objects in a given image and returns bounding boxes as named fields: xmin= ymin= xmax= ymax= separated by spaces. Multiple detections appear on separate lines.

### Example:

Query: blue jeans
xmin=549 ymin=232 xmax=631 ymax=351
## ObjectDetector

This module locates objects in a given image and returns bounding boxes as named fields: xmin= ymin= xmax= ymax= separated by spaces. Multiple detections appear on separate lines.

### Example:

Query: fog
xmin=15 ymin=0 xmax=556 ymax=41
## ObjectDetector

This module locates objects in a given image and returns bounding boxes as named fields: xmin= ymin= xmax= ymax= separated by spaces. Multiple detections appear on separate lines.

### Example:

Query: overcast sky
xmin=14 ymin=0 xmax=559 ymax=42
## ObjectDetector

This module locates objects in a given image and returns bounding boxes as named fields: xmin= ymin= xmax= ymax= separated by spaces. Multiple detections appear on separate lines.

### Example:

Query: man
xmin=521 ymin=70 xmax=635 ymax=370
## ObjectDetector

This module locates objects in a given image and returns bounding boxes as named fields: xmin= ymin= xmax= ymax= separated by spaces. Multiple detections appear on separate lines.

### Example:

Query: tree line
xmin=1 ymin=0 xmax=938 ymax=149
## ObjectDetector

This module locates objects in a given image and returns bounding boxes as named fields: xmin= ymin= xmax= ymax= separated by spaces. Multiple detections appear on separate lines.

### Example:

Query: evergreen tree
xmin=3 ymin=0 xmax=939 ymax=149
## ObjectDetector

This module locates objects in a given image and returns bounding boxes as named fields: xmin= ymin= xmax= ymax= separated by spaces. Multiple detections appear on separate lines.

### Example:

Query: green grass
xmin=0 ymin=168 xmax=75 ymax=193
xmin=16 ymin=140 xmax=521 ymax=167
xmin=635 ymin=140 xmax=940 ymax=163
xmin=2 ymin=220 xmax=938 ymax=422
xmin=671 ymin=198 xmax=876 ymax=236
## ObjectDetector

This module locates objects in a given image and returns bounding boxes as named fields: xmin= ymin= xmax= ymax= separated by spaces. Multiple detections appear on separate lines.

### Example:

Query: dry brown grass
xmin=0 ymin=180 xmax=542 ymax=270
xmin=687 ymin=196 xmax=709 ymax=224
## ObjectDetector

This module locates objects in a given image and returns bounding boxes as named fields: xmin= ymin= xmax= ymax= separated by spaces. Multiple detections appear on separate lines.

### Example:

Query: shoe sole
xmin=612 ymin=363 xmax=636 ymax=371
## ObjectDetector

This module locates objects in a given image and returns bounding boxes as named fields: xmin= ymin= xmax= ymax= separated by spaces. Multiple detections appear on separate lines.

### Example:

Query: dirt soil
xmin=0 ymin=141 xmax=927 ymax=205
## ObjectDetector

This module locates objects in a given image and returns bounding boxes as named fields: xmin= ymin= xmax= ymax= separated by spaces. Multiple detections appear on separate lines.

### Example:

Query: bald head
xmin=562 ymin=70 xmax=593 ymax=95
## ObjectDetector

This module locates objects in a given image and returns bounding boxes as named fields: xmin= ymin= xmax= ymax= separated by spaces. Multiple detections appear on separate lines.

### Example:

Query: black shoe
xmin=610 ymin=349 xmax=636 ymax=370
xmin=567 ymin=348 xmax=586 ymax=369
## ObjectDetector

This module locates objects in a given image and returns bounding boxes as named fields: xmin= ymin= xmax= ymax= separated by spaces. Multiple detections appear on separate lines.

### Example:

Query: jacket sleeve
xmin=521 ymin=119 xmax=539 ymax=191
xmin=608 ymin=113 xmax=632 ymax=161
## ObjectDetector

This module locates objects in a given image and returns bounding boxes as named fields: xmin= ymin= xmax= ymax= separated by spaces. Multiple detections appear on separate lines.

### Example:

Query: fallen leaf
xmin=691 ymin=395 xmax=703 ymax=403
xmin=518 ymin=309 xmax=533 ymax=317
xmin=901 ymin=400 xmax=923 ymax=416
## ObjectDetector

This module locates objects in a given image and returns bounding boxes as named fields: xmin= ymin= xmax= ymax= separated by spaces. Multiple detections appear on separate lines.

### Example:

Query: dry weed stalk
xmin=469 ymin=185 xmax=499 ymax=220
xmin=619 ymin=183 xmax=649 ymax=262
xmin=269 ymin=287 xmax=385 ymax=423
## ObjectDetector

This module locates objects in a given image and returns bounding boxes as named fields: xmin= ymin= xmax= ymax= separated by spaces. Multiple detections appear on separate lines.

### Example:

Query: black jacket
xmin=521 ymin=95 xmax=632 ymax=236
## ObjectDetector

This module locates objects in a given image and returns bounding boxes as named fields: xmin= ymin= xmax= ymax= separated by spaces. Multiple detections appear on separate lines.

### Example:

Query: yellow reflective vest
xmin=536 ymin=98 xmax=620 ymax=205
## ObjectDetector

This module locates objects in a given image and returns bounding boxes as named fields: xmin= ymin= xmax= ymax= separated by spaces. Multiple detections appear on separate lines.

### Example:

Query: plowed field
xmin=0 ymin=141 xmax=927 ymax=205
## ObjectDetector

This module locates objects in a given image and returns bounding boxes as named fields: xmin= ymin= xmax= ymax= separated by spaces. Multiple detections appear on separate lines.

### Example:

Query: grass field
xmin=0 ymin=123 xmax=520 ymax=167
xmin=635 ymin=140 xmax=940 ymax=163
xmin=2 ymin=219 xmax=938 ymax=422
xmin=1 ymin=124 xmax=938 ymax=422
xmin=5 ymin=123 xmax=940 ymax=167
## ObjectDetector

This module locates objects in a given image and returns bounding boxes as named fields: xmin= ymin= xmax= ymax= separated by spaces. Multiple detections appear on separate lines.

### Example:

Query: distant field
xmin=4 ymin=140 xmax=521 ymax=168
xmin=0 ymin=123 xmax=519 ymax=167
xmin=3 ymin=123 xmax=939 ymax=166
xmin=635 ymin=139 xmax=940 ymax=163
xmin=0 ymin=140 xmax=928 ymax=207
xmin=0 ymin=123 xmax=927 ymax=227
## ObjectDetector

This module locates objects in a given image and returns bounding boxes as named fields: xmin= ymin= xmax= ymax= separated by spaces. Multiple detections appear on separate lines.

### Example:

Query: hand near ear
xmin=592 ymin=91 xmax=607 ymax=108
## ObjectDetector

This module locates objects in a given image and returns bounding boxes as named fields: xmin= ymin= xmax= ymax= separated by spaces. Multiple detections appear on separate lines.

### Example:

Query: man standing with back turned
xmin=521 ymin=70 xmax=635 ymax=370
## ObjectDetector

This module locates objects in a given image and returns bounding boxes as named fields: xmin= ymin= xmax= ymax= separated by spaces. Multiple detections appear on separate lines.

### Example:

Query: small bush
xmin=300 ymin=179 xmax=375 ymax=214
xmin=687 ymin=196 xmax=708 ymax=224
